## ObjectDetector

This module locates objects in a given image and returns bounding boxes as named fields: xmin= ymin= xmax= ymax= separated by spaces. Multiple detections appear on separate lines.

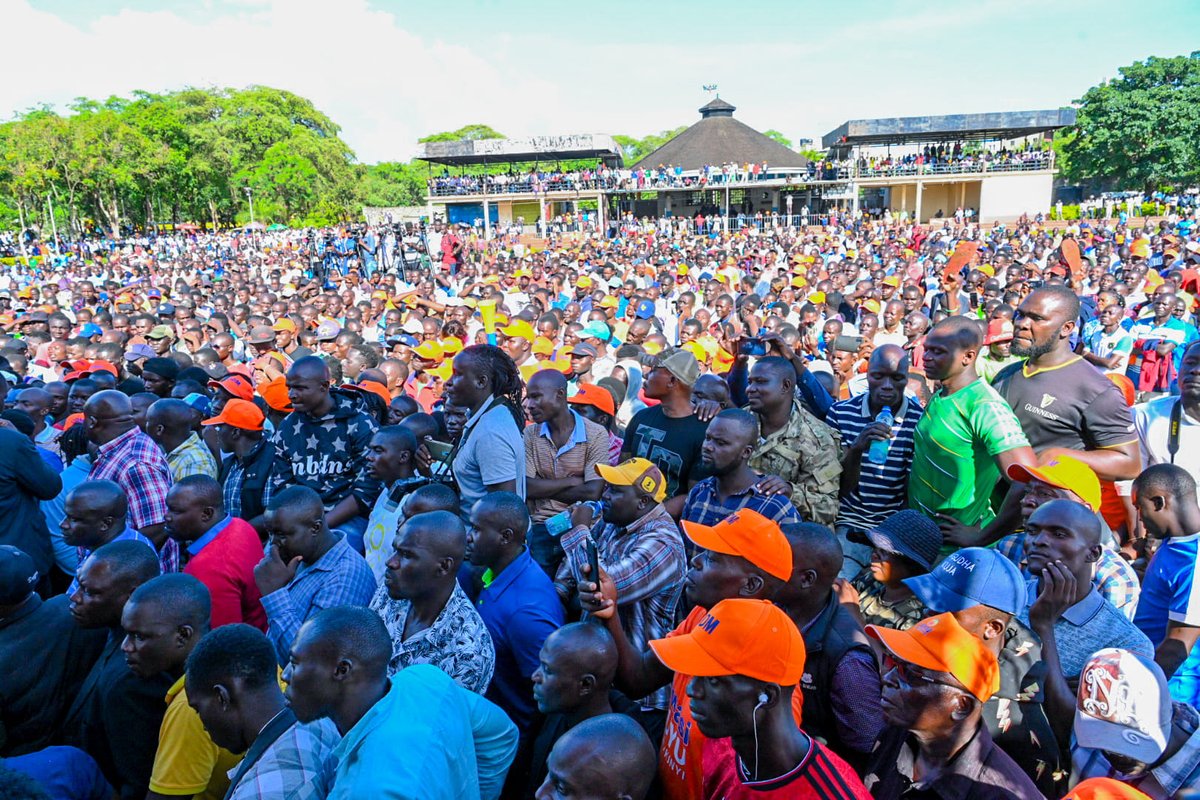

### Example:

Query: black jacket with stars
xmin=269 ymin=389 xmax=381 ymax=512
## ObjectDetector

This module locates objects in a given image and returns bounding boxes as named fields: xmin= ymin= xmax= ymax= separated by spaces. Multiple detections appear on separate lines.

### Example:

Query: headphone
xmin=751 ymin=691 xmax=770 ymax=780
xmin=757 ymin=692 xmax=768 ymax=705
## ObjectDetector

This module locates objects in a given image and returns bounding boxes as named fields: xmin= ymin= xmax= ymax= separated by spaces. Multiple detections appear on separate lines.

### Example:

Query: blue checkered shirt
xmin=227 ymin=716 xmax=341 ymax=800
xmin=260 ymin=537 xmax=377 ymax=665
xmin=222 ymin=442 xmax=273 ymax=521
xmin=995 ymin=532 xmax=1140 ymax=620
xmin=681 ymin=475 xmax=803 ymax=527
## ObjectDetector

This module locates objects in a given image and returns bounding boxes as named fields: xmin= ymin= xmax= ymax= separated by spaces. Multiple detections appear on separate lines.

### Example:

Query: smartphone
xmin=740 ymin=337 xmax=768 ymax=357
xmin=585 ymin=538 xmax=601 ymax=586
xmin=426 ymin=440 xmax=453 ymax=463
xmin=833 ymin=334 xmax=864 ymax=352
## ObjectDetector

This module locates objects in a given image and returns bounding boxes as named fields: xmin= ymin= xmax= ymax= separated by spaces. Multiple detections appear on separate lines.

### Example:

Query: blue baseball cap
xmin=903 ymin=547 xmax=1027 ymax=616
xmin=635 ymin=300 xmax=656 ymax=320
xmin=580 ymin=321 xmax=611 ymax=342
xmin=79 ymin=323 xmax=102 ymax=338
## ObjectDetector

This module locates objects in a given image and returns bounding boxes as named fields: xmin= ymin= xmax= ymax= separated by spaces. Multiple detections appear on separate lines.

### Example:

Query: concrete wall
xmin=978 ymin=172 xmax=1053 ymax=222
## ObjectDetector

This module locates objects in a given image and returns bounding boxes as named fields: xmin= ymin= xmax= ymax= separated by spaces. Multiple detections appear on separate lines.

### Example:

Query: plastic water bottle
xmin=867 ymin=407 xmax=894 ymax=465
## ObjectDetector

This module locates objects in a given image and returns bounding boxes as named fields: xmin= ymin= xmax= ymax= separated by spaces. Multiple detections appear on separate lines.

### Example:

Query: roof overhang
xmin=822 ymin=109 xmax=1077 ymax=149
xmin=416 ymin=134 xmax=624 ymax=167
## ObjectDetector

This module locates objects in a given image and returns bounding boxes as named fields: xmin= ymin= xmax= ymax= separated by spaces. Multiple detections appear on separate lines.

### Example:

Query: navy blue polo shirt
xmin=468 ymin=549 xmax=563 ymax=735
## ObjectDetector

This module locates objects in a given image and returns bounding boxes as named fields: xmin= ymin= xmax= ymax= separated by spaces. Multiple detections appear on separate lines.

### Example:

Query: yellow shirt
xmin=149 ymin=675 xmax=242 ymax=800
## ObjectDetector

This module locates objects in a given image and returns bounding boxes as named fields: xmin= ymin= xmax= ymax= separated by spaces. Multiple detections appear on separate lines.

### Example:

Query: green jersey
xmin=909 ymin=378 xmax=1029 ymax=527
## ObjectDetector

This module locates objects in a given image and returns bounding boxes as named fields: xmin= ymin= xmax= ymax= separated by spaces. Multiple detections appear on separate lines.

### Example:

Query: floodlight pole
xmin=244 ymin=187 xmax=255 ymax=225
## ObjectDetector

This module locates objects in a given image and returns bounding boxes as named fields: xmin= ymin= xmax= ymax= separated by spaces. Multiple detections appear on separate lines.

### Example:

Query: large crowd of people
xmin=2 ymin=203 xmax=1200 ymax=800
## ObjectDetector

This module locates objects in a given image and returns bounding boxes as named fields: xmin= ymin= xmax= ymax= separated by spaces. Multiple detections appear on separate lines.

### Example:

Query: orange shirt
xmin=658 ymin=607 xmax=804 ymax=800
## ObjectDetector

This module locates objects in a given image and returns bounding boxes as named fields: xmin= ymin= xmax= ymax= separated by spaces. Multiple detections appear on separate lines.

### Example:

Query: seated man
xmin=864 ymin=612 xmax=1043 ymax=799
xmin=369 ymin=510 xmax=495 ymax=693
xmin=534 ymin=714 xmax=657 ymax=800
xmin=362 ymin=425 xmax=426 ymax=582
xmin=526 ymin=623 xmax=648 ymax=795
xmin=62 ymin=542 xmax=166 ymax=799
xmin=120 ymin=574 xmax=241 ymax=800
xmin=0 ymin=545 xmax=106 ymax=756
xmin=681 ymin=409 xmax=802 ymax=527
xmin=1070 ymin=648 xmax=1200 ymax=799
xmin=166 ymin=475 xmax=266 ymax=630
xmin=554 ymin=458 xmax=686 ymax=711
xmin=462 ymin=492 xmax=563 ymax=738
xmin=650 ymin=598 xmax=870 ymax=798
xmin=185 ymin=623 xmax=340 ymax=800
xmin=283 ymin=606 xmax=518 ymax=800
xmin=256 ymin=486 xmax=376 ymax=665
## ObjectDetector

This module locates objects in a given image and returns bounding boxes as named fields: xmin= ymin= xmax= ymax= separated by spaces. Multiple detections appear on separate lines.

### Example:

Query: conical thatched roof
xmin=637 ymin=98 xmax=809 ymax=170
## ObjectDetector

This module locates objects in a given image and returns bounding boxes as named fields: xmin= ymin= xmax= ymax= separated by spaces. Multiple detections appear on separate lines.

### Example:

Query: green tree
xmin=763 ymin=129 xmax=793 ymax=149
xmin=1068 ymin=52 xmax=1200 ymax=190
xmin=359 ymin=161 xmax=426 ymax=207
xmin=615 ymin=126 xmax=687 ymax=166
xmin=418 ymin=124 xmax=505 ymax=143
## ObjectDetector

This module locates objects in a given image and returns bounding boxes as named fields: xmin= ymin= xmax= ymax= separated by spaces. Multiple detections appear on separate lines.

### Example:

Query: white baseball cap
xmin=1074 ymin=648 xmax=1172 ymax=764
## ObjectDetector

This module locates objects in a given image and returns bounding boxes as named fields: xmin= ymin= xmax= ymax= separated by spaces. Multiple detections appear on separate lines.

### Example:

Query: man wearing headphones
xmin=649 ymin=598 xmax=869 ymax=799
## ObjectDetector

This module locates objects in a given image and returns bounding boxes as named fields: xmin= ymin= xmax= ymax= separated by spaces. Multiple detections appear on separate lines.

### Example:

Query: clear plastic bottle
xmin=867 ymin=407 xmax=894 ymax=465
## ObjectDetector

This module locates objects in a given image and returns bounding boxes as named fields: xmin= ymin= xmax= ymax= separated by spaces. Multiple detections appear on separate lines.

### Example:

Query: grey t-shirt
xmin=453 ymin=398 xmax=526 ymax=517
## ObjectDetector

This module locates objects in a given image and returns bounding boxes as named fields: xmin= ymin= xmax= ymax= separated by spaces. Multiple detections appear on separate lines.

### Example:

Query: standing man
xmin=255 ymin=486 xmax=376 ymax=665
xmin=681 ymin=409 xmax=801 ymax=526
xmin=282 ymin=607 xmax=518 ymax=800
xmin=911 ymin=317 xmax=1035 ymax=541
xmin=146 ymin=398 xmax=219 ymax=481
xmin=165 ymin=475 xmax=266 ymax=631
xmin=621 ymin=351 xmax=711 ymax=517
xmin=272 ymin=356 xmax=380 ymax=552
xmin=1134 ymin=340 xmax=1200 ymax=476
xmin=184 ymin=624 xmax=341 ymax=800
xmin=84 ymin=390 xmax=175 ymax=573
xmin=523 ymin=370 xmax=609 ymax=524
xmin=825 ymin=344 xmax=923 ymax=579
xmin=362 ymin=425 xmax=424 ymax=582
xmin=0 ymin=419 xmax=63 ymax=579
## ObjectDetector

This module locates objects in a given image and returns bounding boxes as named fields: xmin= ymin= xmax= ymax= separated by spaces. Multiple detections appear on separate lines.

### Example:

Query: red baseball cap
xmin=208 ymin=374 xmax=255 ymax=402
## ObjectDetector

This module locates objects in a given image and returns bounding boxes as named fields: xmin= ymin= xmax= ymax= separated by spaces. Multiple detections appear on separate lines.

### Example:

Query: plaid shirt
xmin=995 ymin=532 xmax=1140 ymax=620
xmin=227 ymin=715 xmax=340 ymax=800
xmin=89 ymin=426 xmax=176 ymax=573
xmin=681 ymin=475 xmax=802 ymax=527
xmin=556 ymin=504 xmax=686 ymax=710
xmin=260 ymin=537 xmax=377 ymax=665
xmin=166 ymin=432 xmax=219 ymax=481
xmin=222 ymin=442 xmax=273 ymax=521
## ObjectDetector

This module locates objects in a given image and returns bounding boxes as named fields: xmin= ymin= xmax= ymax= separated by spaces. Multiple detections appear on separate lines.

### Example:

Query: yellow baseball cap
xmin=1006 ymin=455 xmax=1101 ymax=512
xmin=595 ymin=458 xmax=667 ymax=503
xmin=499 ymin=320 xmax=536 ymax=341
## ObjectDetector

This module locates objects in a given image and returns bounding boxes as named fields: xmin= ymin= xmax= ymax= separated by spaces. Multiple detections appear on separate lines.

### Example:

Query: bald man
xmin=283 ymin=606 xmax=517 ymax=800
xmin=463 ymin=492 xmax=563 ymax=740
xmin=1023 ymin=499 xmax=1154 ymax=745
xmin=272 ymin=356 xmax=380 ymax=553
xmin=535 ymin=714 xmax=657 ymax=800
xmin=255 ymin=486 xmax=375 ymax=665
xmin=369 ymin=510 xmax=495 ymax=693
xmin=13 ymin=386 xmax=57 ymax=450
xmin=146 ymin=398 xmax=218 ymax=481
xmin=62 ymin=479 xmax=155 ymax=593
xmin=526 ymin=623 xmax=648 ymax=795
xmin=84 ymin=390 xmax=174 ymax=572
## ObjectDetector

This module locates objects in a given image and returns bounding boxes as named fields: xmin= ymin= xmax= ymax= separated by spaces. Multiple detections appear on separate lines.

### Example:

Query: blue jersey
xmin=1135 ymin=534 xmax=1200 ymax=693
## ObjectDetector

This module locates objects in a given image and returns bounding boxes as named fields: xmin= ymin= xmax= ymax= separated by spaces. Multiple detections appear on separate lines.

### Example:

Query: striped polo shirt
xmin=826 ymin=393 xmax=924 ymax=532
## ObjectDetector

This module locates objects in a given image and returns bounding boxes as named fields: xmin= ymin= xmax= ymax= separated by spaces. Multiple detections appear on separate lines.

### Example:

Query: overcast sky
xmin=5 ymin=0 xmax=1198 ymax=163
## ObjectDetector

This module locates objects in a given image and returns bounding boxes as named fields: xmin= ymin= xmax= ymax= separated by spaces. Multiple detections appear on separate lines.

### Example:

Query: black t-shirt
xmin=991 ymin=356 xmax=1136 ymax=452
xmin=621 ymin=405 xmax=711 ymax=499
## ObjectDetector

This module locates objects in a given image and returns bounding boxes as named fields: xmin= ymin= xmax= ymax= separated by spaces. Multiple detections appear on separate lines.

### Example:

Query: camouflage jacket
xmin=748 ymin=401 xmax=842 ymax=525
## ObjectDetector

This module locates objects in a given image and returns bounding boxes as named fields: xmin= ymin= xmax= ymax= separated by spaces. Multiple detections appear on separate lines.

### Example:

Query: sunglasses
xmin=882 ymin=654 xmax=960 ymax=691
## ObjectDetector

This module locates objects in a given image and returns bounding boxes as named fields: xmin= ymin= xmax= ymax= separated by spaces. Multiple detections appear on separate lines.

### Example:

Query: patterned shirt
xmin=368 ymin=582 xmax=495 ymax=694
xmin=270 ymin=391 xmax=380 ymax=511
xmin=227 ymin=714 xmax=340 ymax=800
xmin=748 ymin=401 xmax=842 ymax=525
xmin=681 ymin=476 xmax=802 ymax=527
xmin=849 ymin=571 xmax=927 ymax=630
xmin=166 ymin=432 xmax=219 ymax=481
xmin=995 ymin=533 xmax=1140 ymax=620
xmin=221 ymin=441 xmax=273 ymax=522
xmin=556 ymin=504 xmax=686 ymax=710
xmin=89 ymin=426 xmax=176 ymax=573
xmin=606 ymin=431 xmax=624 ymax=466
xmin=260 ymin=537 xmax=377 ymax=665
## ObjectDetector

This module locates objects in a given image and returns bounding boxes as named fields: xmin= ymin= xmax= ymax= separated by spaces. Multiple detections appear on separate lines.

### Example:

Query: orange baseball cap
xmin=208 ymin=374 xmax=255 ymax=402
xmin=344 ymin=380 xmax=391 ymax=407
xmin=258 ymin=376 xmax=292 ymax=412
xmin=271 ymin=318 xmax=297 ymax=333
xmin=85 ymin=360 xmax=118 ymax=377
xmin=1006 ymin=454 xmax=1100 ymax=512
xmin=1061 ymin=778 xmax=1152 ymax=800
xmin=568 ymin=383 xmax=616 ymax=416
xmin=61 ymin=412 xmax=85 ymax=431
xmin=649 ymin=599 xmax=806 ymax=685
xmin=867 ymin=612 xmax=1000 ymax=702
xmin=595 ymin=458 xmax=667 ymax=503
xmin=681 ymin=509 xmax=793 ymax=581
xmin=202 ymin=398 xmax=264 ymax=431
